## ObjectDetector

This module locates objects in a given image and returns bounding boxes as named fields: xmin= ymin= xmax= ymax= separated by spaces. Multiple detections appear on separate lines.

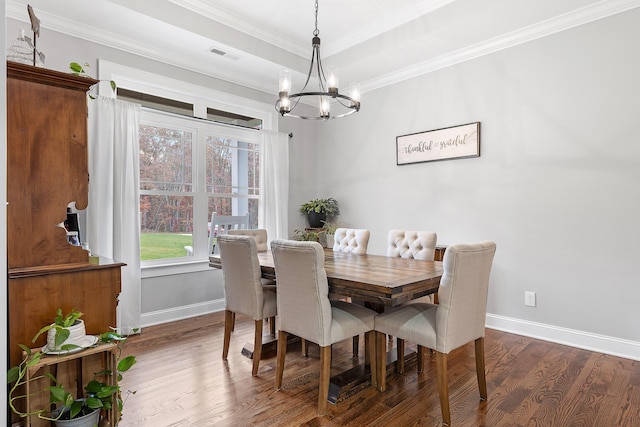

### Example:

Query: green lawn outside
xmin=140 ymin=233 xmax=193 ymax=261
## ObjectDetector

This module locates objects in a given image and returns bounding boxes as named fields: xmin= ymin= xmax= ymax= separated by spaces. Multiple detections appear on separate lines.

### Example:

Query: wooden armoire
xmin=6 ymin=61 xmax=123 ymax=369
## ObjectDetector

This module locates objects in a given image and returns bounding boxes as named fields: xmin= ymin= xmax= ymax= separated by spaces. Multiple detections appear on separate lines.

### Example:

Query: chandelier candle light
xmin=276 ymin=0 xmax=361 ymax=120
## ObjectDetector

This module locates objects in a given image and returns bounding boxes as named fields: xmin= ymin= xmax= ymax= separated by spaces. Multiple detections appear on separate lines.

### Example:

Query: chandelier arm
xmin=283 ymin=108 xmax=358 ymax=120
xmin=334 ymin=97 xmax=351 ymax=108
xmin=299 ymin=47 xmax=317 ymax=93
xmin=275 ymin=0 xmax=360 ymax=120
xmin=316 ymin=47 xmax=327 ymax=92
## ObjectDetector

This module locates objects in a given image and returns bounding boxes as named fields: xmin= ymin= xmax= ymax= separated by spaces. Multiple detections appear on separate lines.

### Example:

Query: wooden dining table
xmin=209 ymin=248 xmax=444 ymax=402
xmin=210 ymin=249 xmax=443 ymax=311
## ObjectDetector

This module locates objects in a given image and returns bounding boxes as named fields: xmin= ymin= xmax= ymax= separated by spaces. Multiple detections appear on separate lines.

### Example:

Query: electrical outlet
xmin=525 ymin=291 xmax=536 ymax=307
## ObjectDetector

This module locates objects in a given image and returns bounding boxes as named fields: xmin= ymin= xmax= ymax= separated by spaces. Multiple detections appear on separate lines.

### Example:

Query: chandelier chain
xmin=275 ymin=0 xmax=360 ymax=120
xmin=314 ymin=0 xmax=319 ymax=36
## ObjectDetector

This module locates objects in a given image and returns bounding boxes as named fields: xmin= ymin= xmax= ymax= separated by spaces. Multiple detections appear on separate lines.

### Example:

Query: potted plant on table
xmin=7 ymin=309 xmax=136 ymax=427
xmin=299 ymin=198 xmax=340 ymax=228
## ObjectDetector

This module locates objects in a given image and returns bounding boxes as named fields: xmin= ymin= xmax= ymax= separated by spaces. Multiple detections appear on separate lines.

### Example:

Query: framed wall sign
xmin=396 ymin=122 xmax=480 ymax=165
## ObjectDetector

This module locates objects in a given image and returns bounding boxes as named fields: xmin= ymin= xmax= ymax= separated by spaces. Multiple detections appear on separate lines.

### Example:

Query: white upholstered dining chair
xmin=218 ymin=234 xmax=277 ymax=376
xmin=209 ymin=212 xmax=249 ymax=255
xmin=333 ymin=228 xmax=370 ymax=254
xmin=228 ymin=228 xmax=276 ymax=334
xmin=388 ymin=229 xmax=438 ymax=304
xmin=229 ymin=228 xmax=268 ymax=252
xmin=270 ymin=239 xmax=378 ymax=415
xmin=374 ymin=241 xmax=496 ymax=425
xmin=387 ymin=229 xmax=437 ymax=260
xmin=331 ymin=227 xmax=371 ymax=356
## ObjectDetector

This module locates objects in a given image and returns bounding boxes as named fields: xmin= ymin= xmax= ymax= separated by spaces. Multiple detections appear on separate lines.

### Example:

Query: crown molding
xmin=167 ymin=0 xmax=456 ymax=58
xmin=6 ymin=2 xmax=160 ymax=59
xmin=5 ymin=1 xmax=275 ymax=95
xmin=167 ymin=0 xmax=309 ymax=57
xmin=7 ymin=0 xmax=640 ymax=97
xmin=322 ymin=0 xmax=457 ymax=57
xmin=362 ymin=0 xmax=640 ymax=93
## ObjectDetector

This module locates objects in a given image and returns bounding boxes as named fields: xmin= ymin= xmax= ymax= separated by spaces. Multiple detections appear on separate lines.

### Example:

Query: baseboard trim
xmin=140 ymin=305 xmax=640 ymax=361
xmin=141 ymin=299 xmax=225 ymax=328
xmin=486 ymin=313 xmax=640 ymax=361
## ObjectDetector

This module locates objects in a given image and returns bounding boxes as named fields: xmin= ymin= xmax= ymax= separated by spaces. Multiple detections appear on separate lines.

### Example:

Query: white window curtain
xmin=259 ymin=131 xmax=289 ymax=240
xmin=87 ymin=97 xmax=142 ymax=335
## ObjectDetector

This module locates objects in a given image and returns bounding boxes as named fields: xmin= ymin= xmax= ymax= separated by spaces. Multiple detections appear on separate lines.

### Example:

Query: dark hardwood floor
xmin=118 ymin=312 xmax=639 ymax=426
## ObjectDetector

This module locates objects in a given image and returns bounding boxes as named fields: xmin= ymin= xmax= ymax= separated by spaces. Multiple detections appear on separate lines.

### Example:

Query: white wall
xmin=3 ymin=17 xmax=275 ymax=328
xmin=2 ymin=1 xmax=8 ymax=421
xmin=5 ymin=8 xmax=639 ymax=360
xmin=305 ymin=9 xmax=640 ymax=358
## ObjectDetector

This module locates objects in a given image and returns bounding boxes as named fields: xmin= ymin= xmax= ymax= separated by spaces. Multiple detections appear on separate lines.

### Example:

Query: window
xmin=139 ymin=110 xmax=260 ymax=264
xmin=103 ymin=59 xmax=275 ymax=269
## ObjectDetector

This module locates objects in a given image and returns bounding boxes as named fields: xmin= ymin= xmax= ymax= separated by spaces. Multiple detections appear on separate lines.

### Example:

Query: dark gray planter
xmin=307 ymin=211 xmax=327 ymax=228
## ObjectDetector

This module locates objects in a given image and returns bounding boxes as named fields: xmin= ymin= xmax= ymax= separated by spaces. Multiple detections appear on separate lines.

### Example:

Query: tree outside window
xmin=139 ymin=115 xmax=260 ymax=262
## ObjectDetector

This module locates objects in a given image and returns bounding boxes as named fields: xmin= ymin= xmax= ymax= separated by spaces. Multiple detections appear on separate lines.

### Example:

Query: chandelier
xmin=275 ymin=0 xmax=360 ymax=120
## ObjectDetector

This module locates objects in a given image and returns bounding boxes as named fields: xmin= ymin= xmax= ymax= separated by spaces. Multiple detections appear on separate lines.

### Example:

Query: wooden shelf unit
xmin=24 ymin=343 xmax=119 ymax=427
xmin=6 ymin=61 xmax=123 ymax=424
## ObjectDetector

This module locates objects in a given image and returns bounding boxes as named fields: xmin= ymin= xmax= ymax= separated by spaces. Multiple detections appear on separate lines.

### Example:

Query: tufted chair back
xmin=229 ymin=229 xmax=269 ymax=252
xmin=387 ymin=230 xmax=437 ymax=260
xmin=333 ymin=228 xmax=370 ymax=255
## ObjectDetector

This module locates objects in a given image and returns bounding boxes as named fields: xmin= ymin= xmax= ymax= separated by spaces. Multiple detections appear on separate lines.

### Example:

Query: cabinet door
xmin=7 ymin=63 xmax=94 ymax=268
xmin=8 ymin=266 xmax=121 ymax=367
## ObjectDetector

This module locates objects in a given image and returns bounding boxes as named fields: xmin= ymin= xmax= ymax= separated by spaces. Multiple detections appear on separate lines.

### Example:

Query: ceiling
xmin=6 ymin=0 xmax=640 ymax=97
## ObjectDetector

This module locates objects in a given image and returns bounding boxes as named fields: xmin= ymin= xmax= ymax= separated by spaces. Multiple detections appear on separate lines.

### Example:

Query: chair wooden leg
xmin=366 ymin=331 xmax=377 ymax=388
xmin=375 ymin=332 xmax=387 ymax=391
xmin=475 ymin=337 xmax=487 ymax=400
xmin=231 ymin=312 xmax=236 ymax=331
xmin=222 ymin=310 xmax=233 ymax=360
xmin=318 ymin=345 xmax=332 ymax=416
xmin=417 ymin=345 xmax=426 ymax=373
xmin=252 ymin=319 xmax=263 ymax=376
xmin=269 ymin=316 xmax=276 ymax=336
xmin=275 ymin=331 xmax=288 ymax=390
xmin=301 ymin=339 xmax=308 ymax=357
xmin=396 ymin=338 xmax=405 ymax=373
xmin=352 ymin=335 xmax=359 ymax=357
xmin=436 ymin=351 xmax=451 ymax=426
xmin=433 ymin=292 xmax=439 ymax=304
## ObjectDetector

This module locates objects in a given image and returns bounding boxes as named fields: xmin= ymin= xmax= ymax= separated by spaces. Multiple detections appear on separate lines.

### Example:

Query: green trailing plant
xmin=7 ymin=311 xmax=137 ymax=424
xmin=53 ymin=332 xmax=136 ymax=421
xmin=299 ymin=198 xmax=340 ymax=216
xmin=292 ymin=229 xmax=320 ymax=242
xmin=31 ymin=307 xmax=83 ymax=351
xmin=321 ymin=221 xmax=342 ymax=235
xmin=69 ymin=61 xmax=117 ymax=98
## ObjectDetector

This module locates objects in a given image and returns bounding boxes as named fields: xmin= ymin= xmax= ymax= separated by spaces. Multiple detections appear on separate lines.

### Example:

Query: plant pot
xmin=325 ymin=233 xmax=334 ymax=249
xmin=307 ymin=211 xmax=327 ymax=228
xmin=47 ymin=320 xmax=86 ymax=351
xmin=53 ymin=403 xmax=100 ymax=427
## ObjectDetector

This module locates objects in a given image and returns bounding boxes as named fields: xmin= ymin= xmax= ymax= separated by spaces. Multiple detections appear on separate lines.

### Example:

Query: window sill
xmin=141 ymin=259 xmax=216 ymax=279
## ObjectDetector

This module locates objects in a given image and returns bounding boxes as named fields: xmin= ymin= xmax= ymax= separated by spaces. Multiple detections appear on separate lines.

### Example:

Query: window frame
xmin=97 ymin=60 xmax=277 ymax=278
xmin=139 ymin=109 xmax=261 ymax=268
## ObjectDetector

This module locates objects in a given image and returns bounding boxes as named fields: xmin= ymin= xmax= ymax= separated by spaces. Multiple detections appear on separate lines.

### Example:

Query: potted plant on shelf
xmin=321 ymin=221 xmax=342 ymax=249
xmin=299 ymin=198 xmax=340 ymax=228
xmin=292 ymin=229 xmax=320 ymax=242
xmin=7 ymin=310 xmax=136 ymax=427
xmin=32 ymin=307 xmax=86 ymax=353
